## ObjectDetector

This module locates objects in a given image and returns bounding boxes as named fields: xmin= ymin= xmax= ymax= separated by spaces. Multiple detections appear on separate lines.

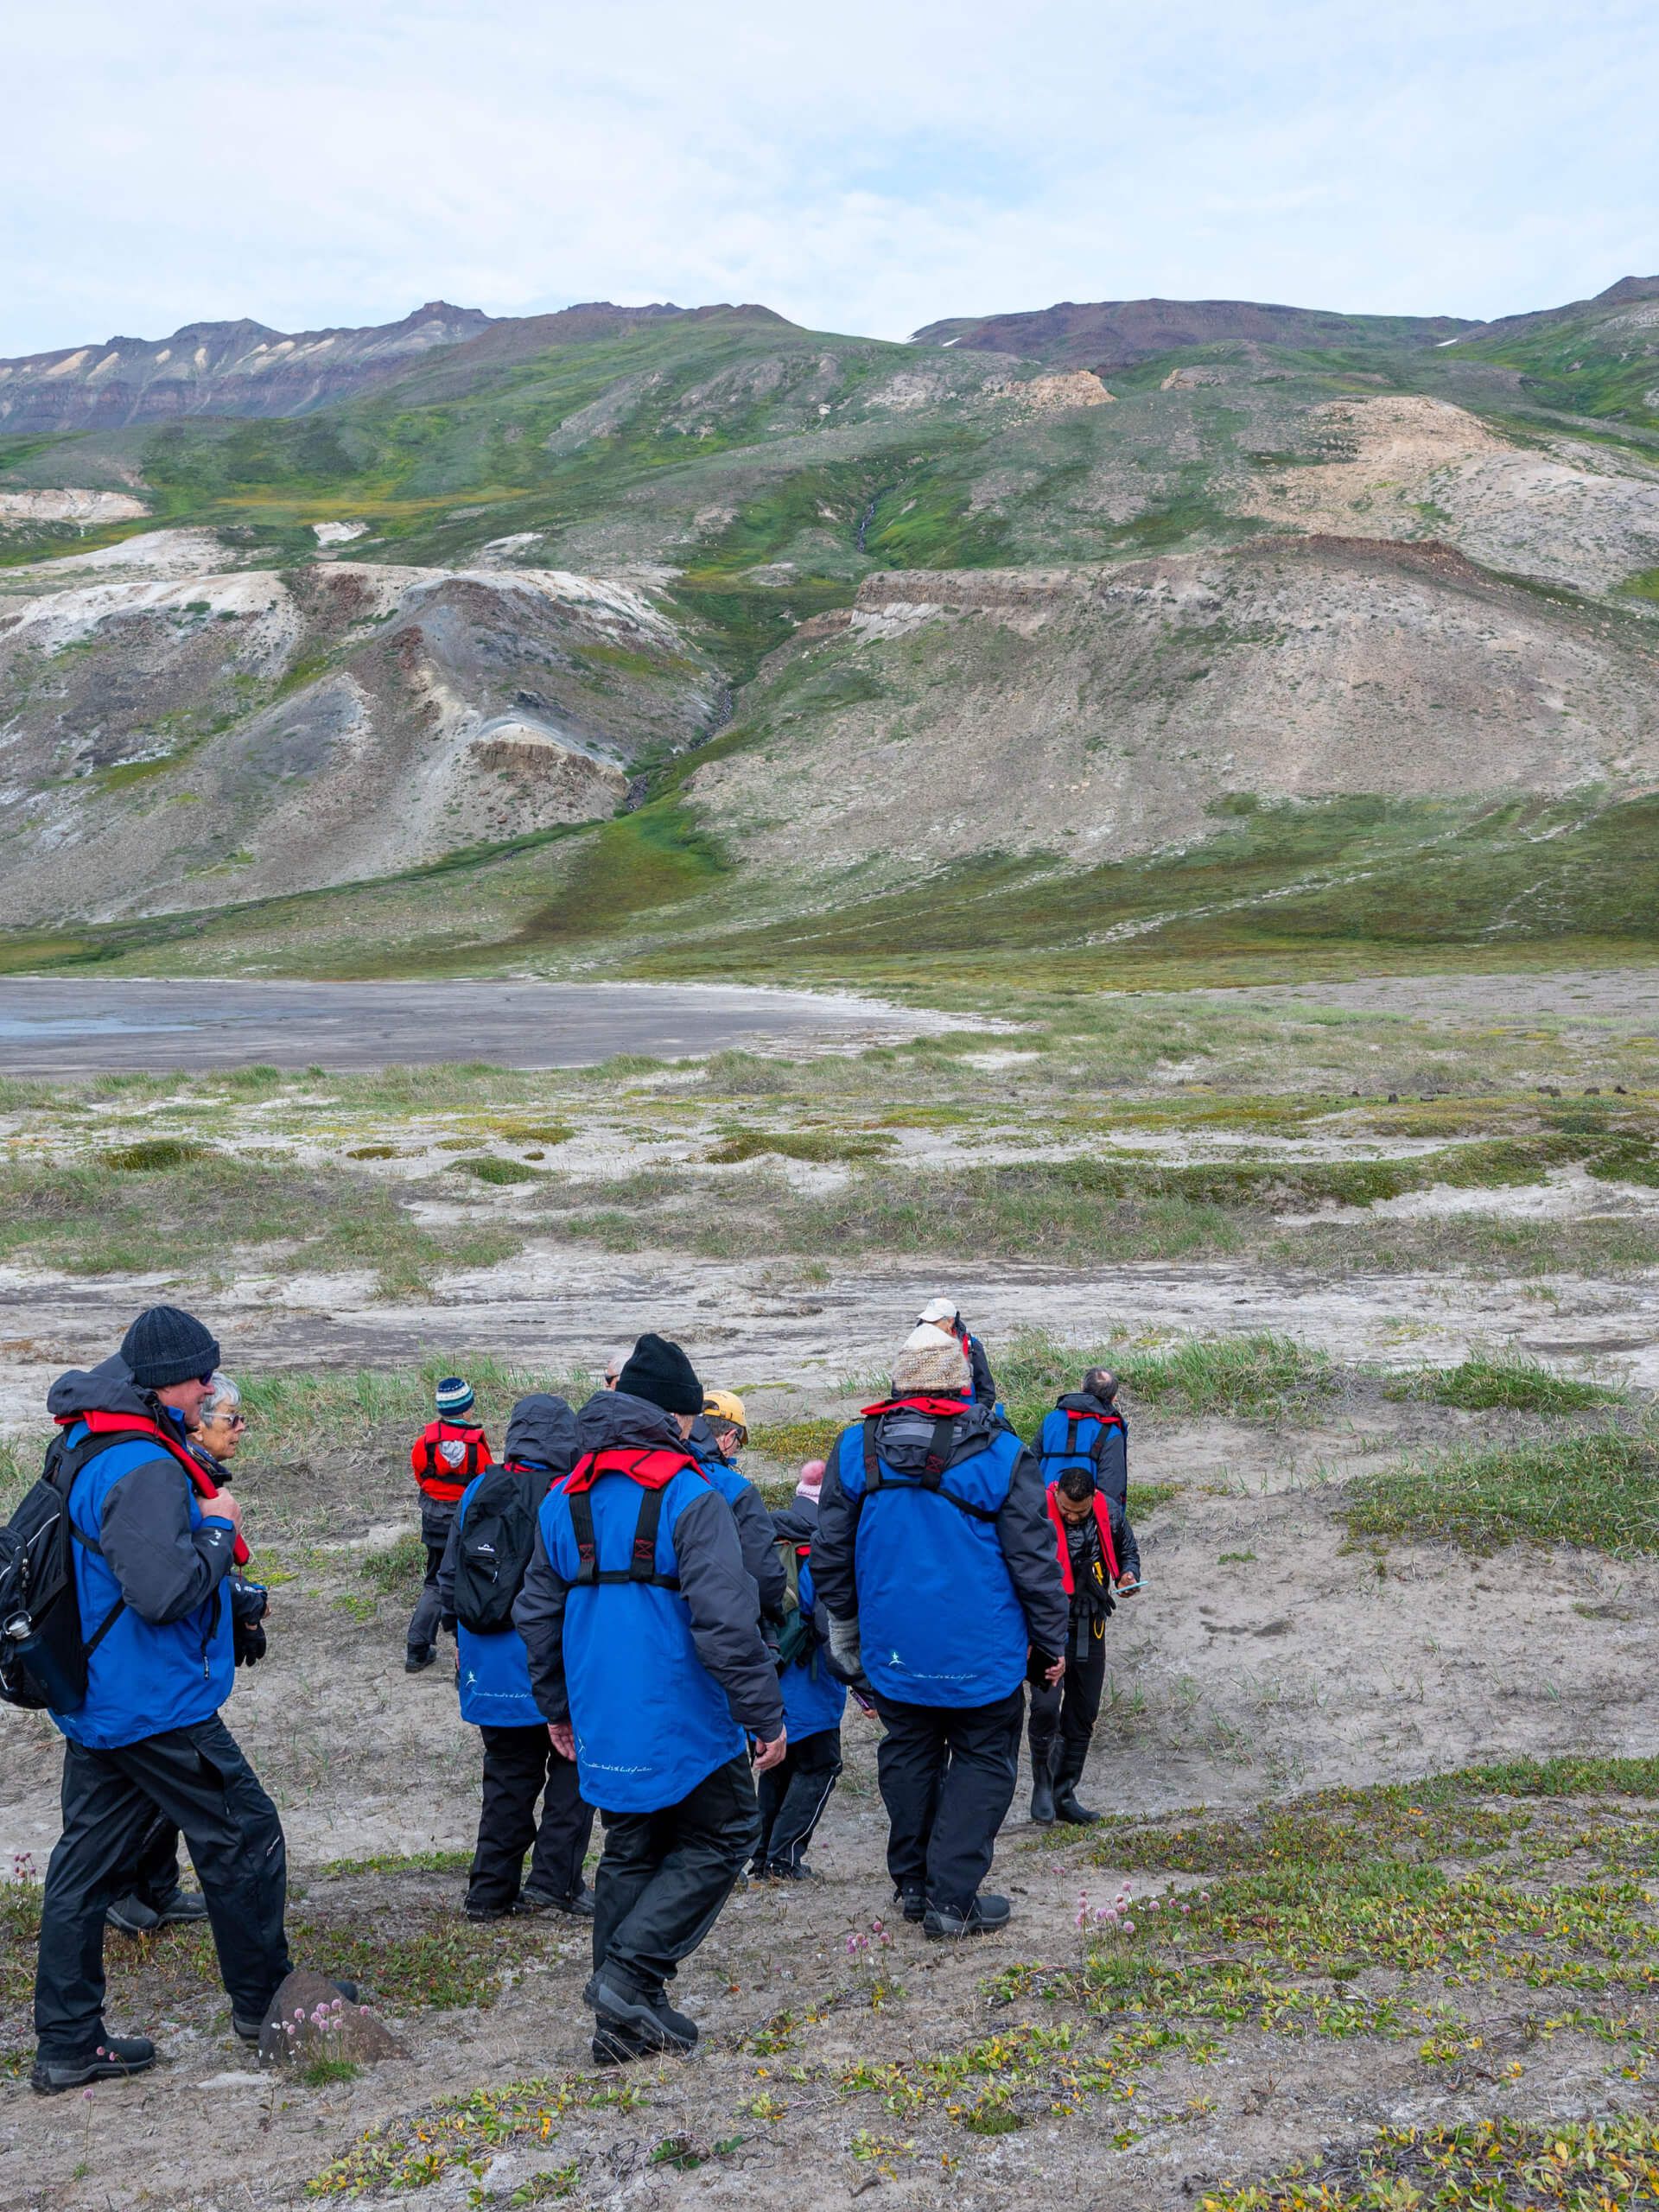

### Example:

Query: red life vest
xmin=560 ymin=1446 xmax=709 ymax=1591
xmin=1046 ymin=1487 xmax=1119 ymax=1594
xmin=58 ymin=1408 xmax=251 ymax=1566
xmin=410 ymin=1420 xmax=493 ymax=1503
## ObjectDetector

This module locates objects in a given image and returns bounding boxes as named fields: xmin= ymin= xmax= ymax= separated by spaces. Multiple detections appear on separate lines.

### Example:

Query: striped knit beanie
xmin=435 ymin=1376 xmax=475 ymax=1418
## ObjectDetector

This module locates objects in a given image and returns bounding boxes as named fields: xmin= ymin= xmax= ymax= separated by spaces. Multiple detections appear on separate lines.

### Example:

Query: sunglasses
xmin=213 ymin=1411 xmax=249 ymax=1430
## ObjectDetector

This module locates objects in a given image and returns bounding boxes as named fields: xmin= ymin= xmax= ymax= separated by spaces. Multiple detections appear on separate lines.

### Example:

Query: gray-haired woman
xmin=104 ymin=1371 xmax=245 ymax=1936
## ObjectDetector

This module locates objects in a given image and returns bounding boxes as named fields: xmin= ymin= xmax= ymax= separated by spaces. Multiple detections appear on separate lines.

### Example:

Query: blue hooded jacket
xmin=813 ymin=1397 xmax=1068 ymax=1709
xmin=441 ymin=1394 xmax=580 ymax=1731
xmin=513 ymin=1392 xmax=784 ymax=1813
xmin=46 ymin=1358 xmax=238 ymax=1751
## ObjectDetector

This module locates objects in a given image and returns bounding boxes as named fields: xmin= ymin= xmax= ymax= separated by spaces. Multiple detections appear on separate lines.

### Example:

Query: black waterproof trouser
xmin=591 ymin=1754 xmax=760 ymax=2005
xmin=1027 ymin=1623 xmax=1108 ymax=1783
xmin=872 ymin=1686 xmax=1024 ymax=1916
xmin=406 ymin=1541 xmax=448 ymax=1659
xmin=35 ymin=1718 xmax=291 ymax=2057
xmin=469 ymin=1726 xmax=595 ymax=1910
xmin=753 ymin=1726 xmax=842 ymax=1873
xmin=113 ymin=1812 xmax=187 ymax=1907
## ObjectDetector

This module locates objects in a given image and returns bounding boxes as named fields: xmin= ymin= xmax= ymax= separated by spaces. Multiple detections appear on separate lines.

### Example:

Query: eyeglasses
xmin=217 ymin=1412 xmax=248 ymax=1431
xmin=197 ymin=1371 xmax=217 ymax=1388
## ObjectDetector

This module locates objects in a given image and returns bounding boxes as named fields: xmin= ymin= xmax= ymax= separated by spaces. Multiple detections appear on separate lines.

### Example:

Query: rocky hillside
xmin=1 ymin=276 xmax=1656 ymax=969
xmin=688 ymin=537 xmax=1659 ymax=880
xmin=0 ymin=536 xmax=713 ymax=925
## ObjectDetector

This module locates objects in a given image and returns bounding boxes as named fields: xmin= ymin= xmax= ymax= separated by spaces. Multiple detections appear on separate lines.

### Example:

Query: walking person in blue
xmin=515 ymin=1335 xmax=785 ymax=2062
xmin=752 ymin=1459 xmax=846 ymax=1879
xmin=438 ymin=1394 xmax=595 ymax=1922
xmin=24 ymin=1307 xmax=350 ymax=2093
xmin=813 ymin=1324 xmax=1068 ymax=1940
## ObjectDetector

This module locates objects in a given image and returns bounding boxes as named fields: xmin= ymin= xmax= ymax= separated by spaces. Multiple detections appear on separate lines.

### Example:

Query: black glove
xmin=229 ymin=1577 xmax=269 ymax=1668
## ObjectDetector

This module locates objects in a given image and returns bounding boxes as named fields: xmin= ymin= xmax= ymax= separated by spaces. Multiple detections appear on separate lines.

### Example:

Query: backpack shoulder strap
xmin=919 ymin=1416 xmax=957 ymax=1491
xmin=861 ymin=1418 xmax=882 ymax=1495
xmin=563 ymin=1472 xmax=680 ymax=1589
xmin=1065 ymin=1413 xmax=1080 ymax=1459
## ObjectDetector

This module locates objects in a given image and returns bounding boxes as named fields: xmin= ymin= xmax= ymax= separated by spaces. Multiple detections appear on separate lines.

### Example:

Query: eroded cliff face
xmin=0 ymin=551 xmax=715 ymax=924
xmin=689 ymin=537 xmax=1659 ymax=877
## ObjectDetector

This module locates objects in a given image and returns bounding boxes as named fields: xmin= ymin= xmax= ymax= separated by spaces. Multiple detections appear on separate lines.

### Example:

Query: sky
xmin=4 ymin=0 xmax=1656 ymax=357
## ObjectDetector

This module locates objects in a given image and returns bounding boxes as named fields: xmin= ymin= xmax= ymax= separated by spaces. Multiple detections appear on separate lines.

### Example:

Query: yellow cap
xmin=702 ymin=1389 xmax=747 ymax=1426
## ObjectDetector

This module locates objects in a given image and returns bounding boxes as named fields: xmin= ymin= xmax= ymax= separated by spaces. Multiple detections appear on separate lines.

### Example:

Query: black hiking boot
xmin=584 ymin=1974 xmax=698 ymax=2055
xmin=152 ymin=1888 xmax=210 ymax=1926
xmin=896 ymin=1885 xmax=926 ymax=1923
xmin=516 ymin=1883 xmax=595 ymax=1919
xmin=404 ymin=1647 xmax=436 ymax=1674
xmin=1030 ymin=1770 xmax=1057 ymax=1826
xmin=923 ymin=1893 xmax=1012 ymax=1940
xmin=31 ymin=2036 xmax=156 ymax=2094
xmin=105 ymin=1895 xmax=160 ymax=1935
xmin=1053 ymin=1785 xmax=1100 ymax=1825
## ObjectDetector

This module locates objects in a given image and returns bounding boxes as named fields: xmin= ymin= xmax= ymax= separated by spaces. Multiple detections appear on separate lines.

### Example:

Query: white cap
xmin=917 ymin=1297 xmax=958 ymax=1327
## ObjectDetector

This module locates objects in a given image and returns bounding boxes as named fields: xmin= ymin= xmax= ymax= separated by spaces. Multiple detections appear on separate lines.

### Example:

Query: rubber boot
xmin=1029 ymin=1734 xmax=1057 ymax=1826
xmin=1052 ymin=1743 xmax=1099 ymax=1826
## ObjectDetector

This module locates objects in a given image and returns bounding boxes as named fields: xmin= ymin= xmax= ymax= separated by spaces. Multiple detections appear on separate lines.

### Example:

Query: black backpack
xmin=0 ymin=1431 xmax=130 ymax=1713
xmin=453 ymin=1465 xmax=548 ymax=1633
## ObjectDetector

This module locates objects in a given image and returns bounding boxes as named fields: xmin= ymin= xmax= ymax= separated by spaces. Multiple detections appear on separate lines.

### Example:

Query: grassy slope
xmin=4 ymin=303 xmax=1659 ymax=988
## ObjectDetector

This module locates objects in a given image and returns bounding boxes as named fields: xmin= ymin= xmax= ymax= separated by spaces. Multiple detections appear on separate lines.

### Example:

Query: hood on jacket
xmin=770 ymin=1497 xmax=818 ymax=1546
xmin=1056 ymin=1390 xmax=1120 ymax=1421
xmin=874 ymin=1396 xmax=998 ymax=1474
xmin=47 ymin=1355 xmax=157 ymax=1426
xmin=505 ymin=1392 xmax=580 ymax=1475
xmin=576 ymin=1389 xmax=688 ymax=1456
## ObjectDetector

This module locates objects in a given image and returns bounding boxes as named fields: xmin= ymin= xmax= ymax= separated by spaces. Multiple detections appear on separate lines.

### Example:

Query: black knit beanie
xmin=617 ymin=1332 xmax=702 ymax=1416
xmin=120 ymin=1305 xmax=222 ymax=1392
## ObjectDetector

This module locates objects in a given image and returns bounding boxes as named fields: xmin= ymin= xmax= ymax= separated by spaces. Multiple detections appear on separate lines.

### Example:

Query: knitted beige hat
xmin=891 ymin=1322 xmax=970 ymax=1397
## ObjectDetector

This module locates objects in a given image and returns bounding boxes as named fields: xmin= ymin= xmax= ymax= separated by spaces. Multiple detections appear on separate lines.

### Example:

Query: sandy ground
xmin=4 ymin=1247 xmax=1658 ymax=1446
xmin=3 ymin=1407 xmax=1656 ymax=2210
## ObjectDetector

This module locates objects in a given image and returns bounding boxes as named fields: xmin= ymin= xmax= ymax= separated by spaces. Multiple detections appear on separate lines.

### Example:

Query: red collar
xmin=861 ymin=1395 xmax=970 ymax=1419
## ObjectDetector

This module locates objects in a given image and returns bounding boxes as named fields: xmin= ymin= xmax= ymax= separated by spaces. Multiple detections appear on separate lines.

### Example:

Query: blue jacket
xmin=514 ymin=1392 xmax=785 ymax=1813
xmin=438 ymin=1393 xmax=582 ymax=1732
xmin=813 ymin=1397 xmax=1068 ymax=1709
xmin=781 ymin=1553 xmax=846 ymax=1738
xmin=1036 ymin=1395 xmax=1127 ymax=1508
xmin=445 ymin=1474 xmax=545 ymax=1728
xmin=688 ymin=1420 xmax=788 ymax=1616
xmin=46 ymin=1359 xmax=238 ymax=1751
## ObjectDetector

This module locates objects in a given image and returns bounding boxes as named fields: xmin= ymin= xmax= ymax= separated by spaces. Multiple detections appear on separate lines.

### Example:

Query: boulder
xmin=257 ymin=1967 xmax=404 ymax=2064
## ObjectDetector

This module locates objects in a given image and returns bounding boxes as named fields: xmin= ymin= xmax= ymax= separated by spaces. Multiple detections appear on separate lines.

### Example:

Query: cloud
xmin=3 ymin=0 xmax=1656 ymax=353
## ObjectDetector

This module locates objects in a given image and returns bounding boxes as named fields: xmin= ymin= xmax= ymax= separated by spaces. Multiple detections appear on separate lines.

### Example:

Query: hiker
xmin=1028 ymin=1368 xmax=1142 ymax=1827
xmin=515 ymin=1333 xmax=785 ymax=2062
xmin=104 ymin=1370 xmax=245 ymax=1939
xmin=753 ymin=1459 xmax=846 ymax=1880
xmin=26 ymin=1308 xmax=346 ymax=2093
xmin=812 ymin=1324 xmax=1067 ymax=1939
xmin=688 ymin=1389 xmax=788 ymax=1622
xmin=438 ymin=1394 xmax=594 ymax=1922
xmin=918 ymin=1297 xmax=999 ymax=1406
xmin=407 ymin=1376 xmax=492 ymax=1674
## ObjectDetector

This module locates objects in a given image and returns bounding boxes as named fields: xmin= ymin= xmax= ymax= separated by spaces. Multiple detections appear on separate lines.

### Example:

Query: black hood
xmin=1057 ymin=1390 xmax=1121 ymax=1423
xmin=505 ymin=1393 xmax=580 ymax=1475
xmin=575 ymin=1389 xmax=686 ymax=1455
xmin=47 ymin=1355 xmax=157 ymax=1425
xmin=874 ymin=1396 xmax=998 ymax=1473
xmin=770 ymin=1497 xmax=819 ymax=1545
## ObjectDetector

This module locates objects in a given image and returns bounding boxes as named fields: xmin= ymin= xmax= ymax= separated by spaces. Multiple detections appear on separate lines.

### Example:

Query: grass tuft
xmin=1393 ymin=1346 xmax=1624 ymax=1413
xmin=359 ymin=1532 xmax=427 ymax=1593
xmin=1346 ymin=1428 xmax=1659 ymax=1554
